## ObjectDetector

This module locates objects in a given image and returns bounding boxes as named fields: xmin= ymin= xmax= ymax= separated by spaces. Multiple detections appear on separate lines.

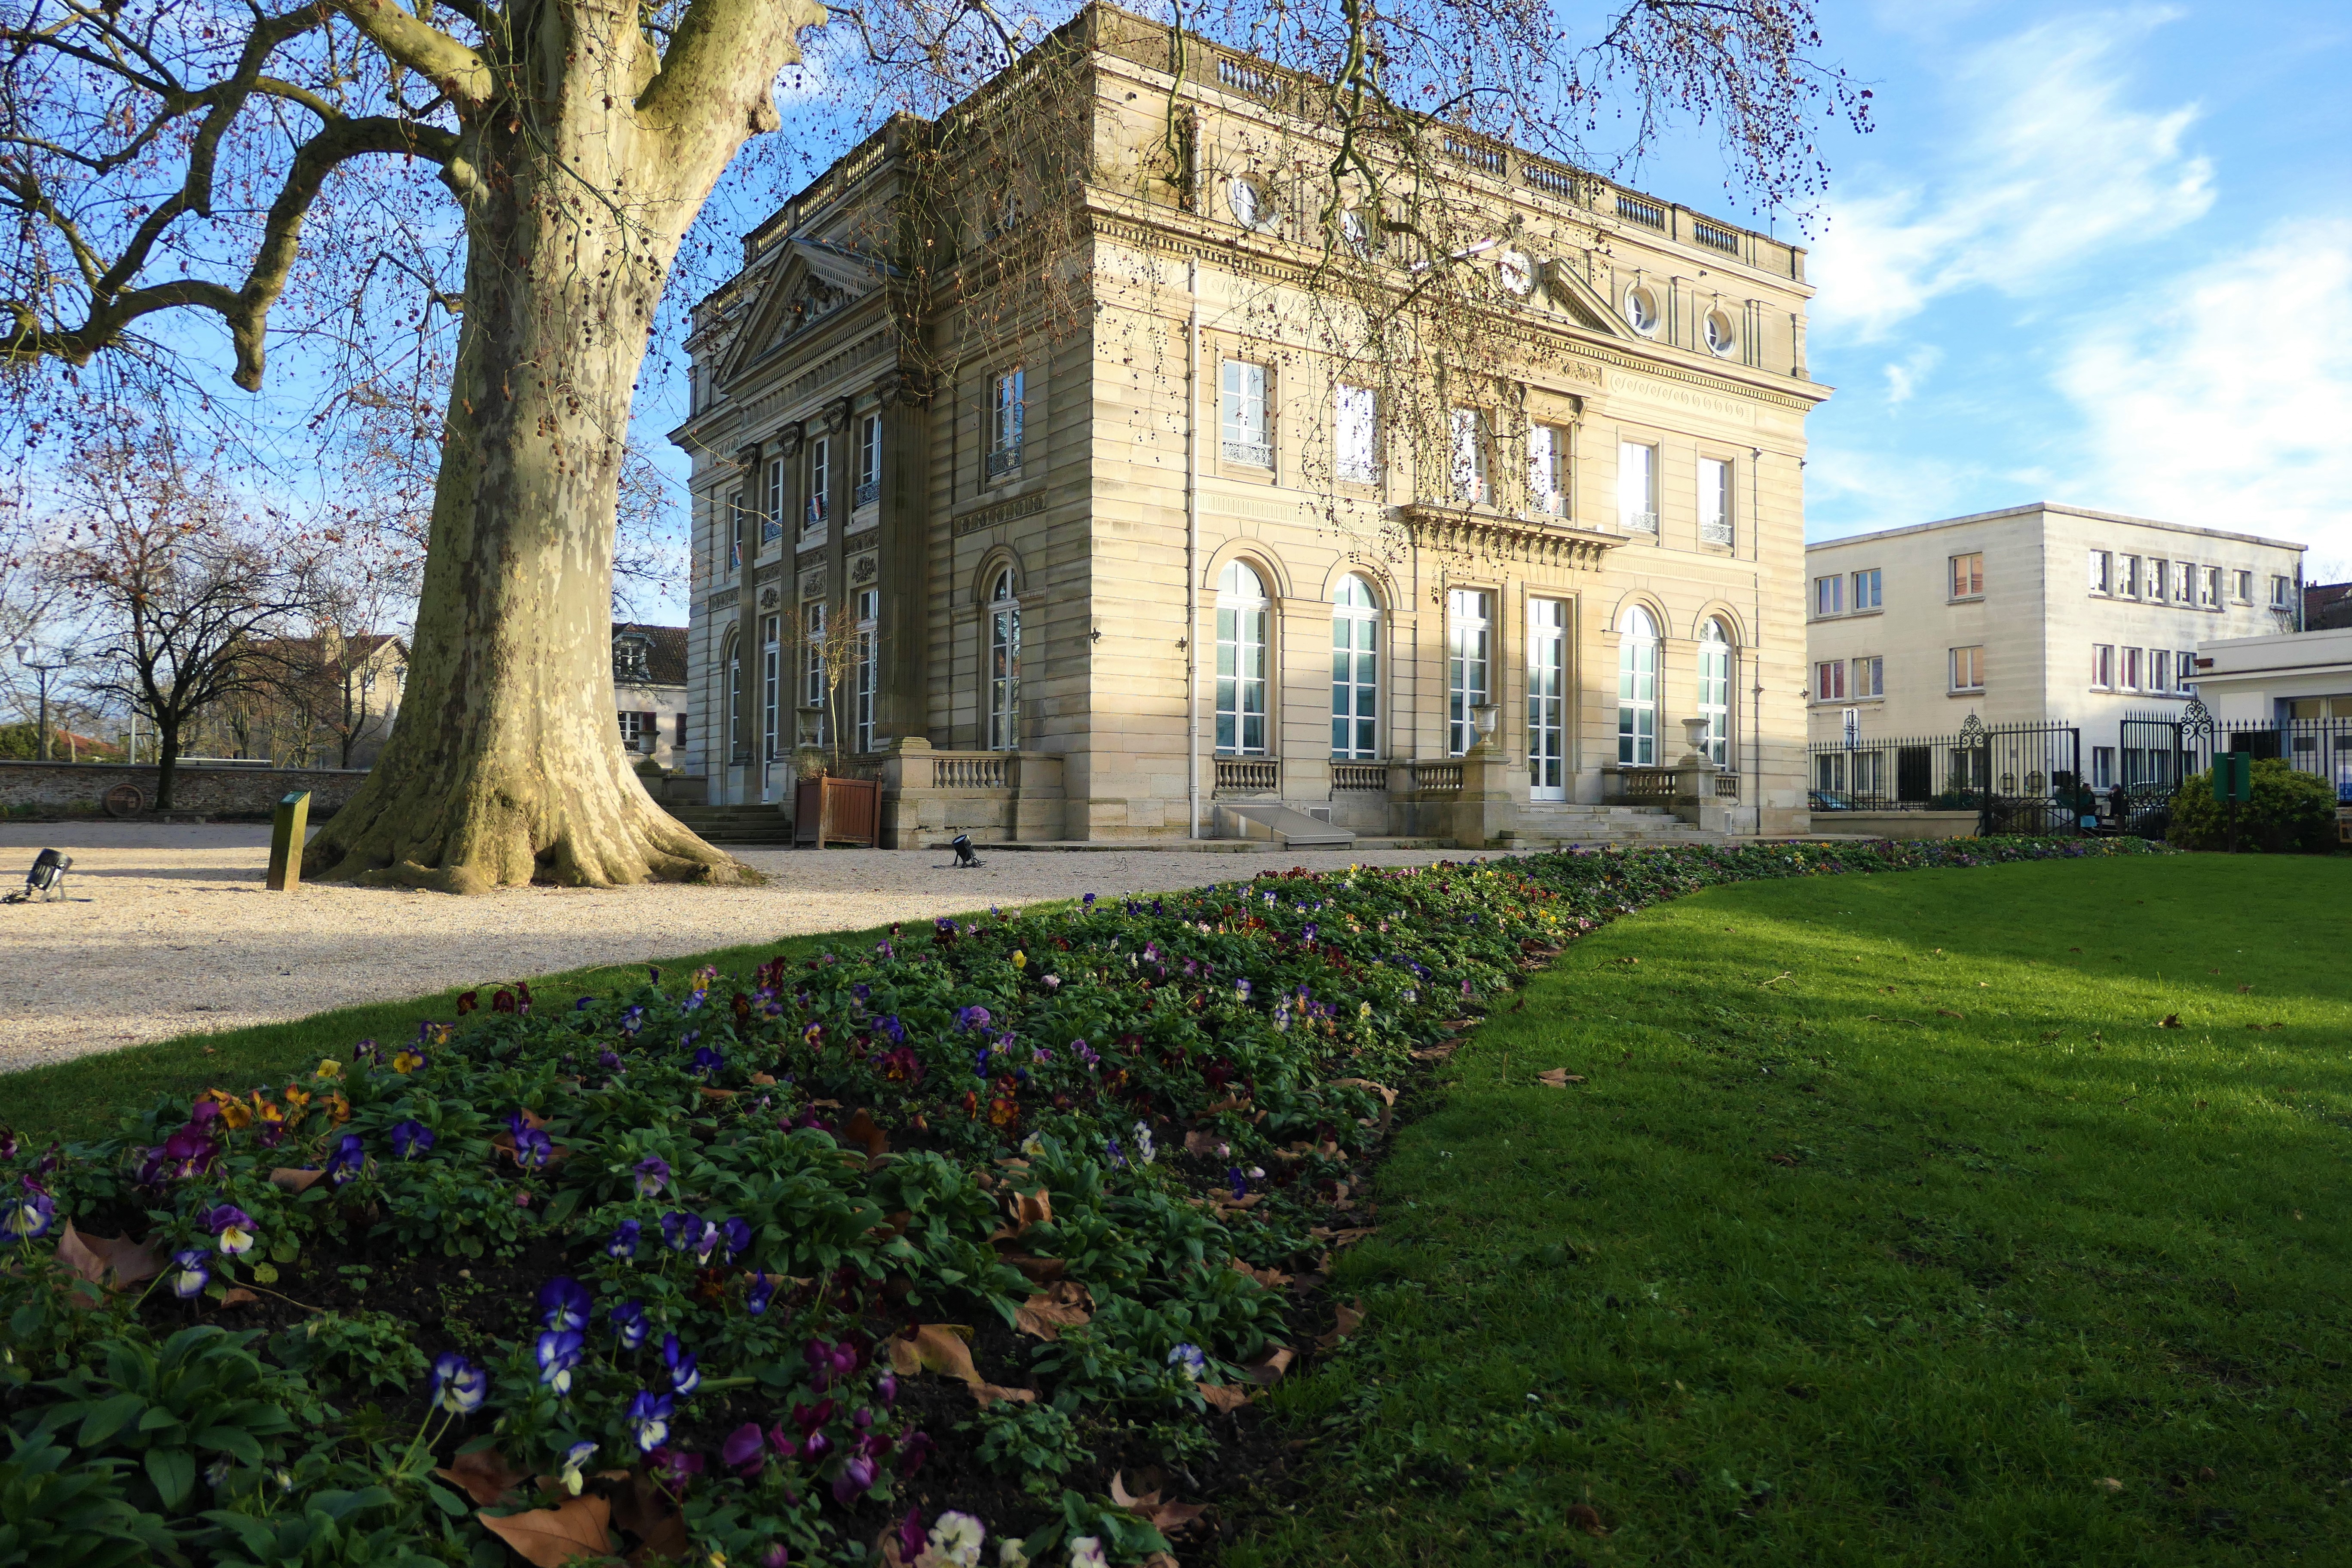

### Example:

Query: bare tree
xmin=1 ymin=0 xmax=1859 ymax=891
xmin=48 ymin=432 xmax=320 ymax=809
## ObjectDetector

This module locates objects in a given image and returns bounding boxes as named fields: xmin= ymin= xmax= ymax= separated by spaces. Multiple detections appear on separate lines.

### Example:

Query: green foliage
xmin=0 ymin=1431 xmax=180 ymax=1568
xmin=964 ymin=1400 xmax=1090 ymax=1492
xmin=272 ymin=1313 xmax=430 ymax=1396
xmin=2168 ymin=757 xmax=2340 ymax=852
xmin=33 ymin=1328 xmax=303 ymax=1514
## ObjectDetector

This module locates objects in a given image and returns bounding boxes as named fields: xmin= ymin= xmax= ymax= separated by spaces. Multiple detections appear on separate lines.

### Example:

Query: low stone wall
xmin=1833 ymin=810 xmax=1982 ymax=841
xmin=0 ymin=760 xmax=370 ymax=820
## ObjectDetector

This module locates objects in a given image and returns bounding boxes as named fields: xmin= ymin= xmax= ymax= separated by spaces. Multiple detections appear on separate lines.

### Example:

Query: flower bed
xmin=0 ymin=835 xmax=2163 ymax=1568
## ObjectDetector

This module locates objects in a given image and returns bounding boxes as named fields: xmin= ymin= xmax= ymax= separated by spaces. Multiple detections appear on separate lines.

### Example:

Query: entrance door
xmin=1527 ymin=598 xmax=1568 ymax=800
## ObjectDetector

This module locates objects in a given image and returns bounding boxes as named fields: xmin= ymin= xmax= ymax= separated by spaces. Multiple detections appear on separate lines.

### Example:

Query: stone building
xmin=612 ymin=624 xmax=690 ymax=772
xmin=670 ymin=4 xmax=1825 ymax=846
xmin=1802 ymin=503 xmax=2305 ymax=793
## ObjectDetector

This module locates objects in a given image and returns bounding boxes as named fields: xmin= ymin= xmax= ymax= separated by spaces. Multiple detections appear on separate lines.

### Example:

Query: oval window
xmin=1498 ymin=250 xmax=1534 ymax=296
xmin=1623 ymin=286 xmax=1659 ymax=334
xmin=1228 ymin=178 xmax=1262 ymax=229
xmin=1704 ymin=309 xmax=1736 ymax=355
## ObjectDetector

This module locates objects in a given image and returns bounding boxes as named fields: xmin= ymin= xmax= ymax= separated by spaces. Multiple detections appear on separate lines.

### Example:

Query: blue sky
xmin=1622 ymin=0 xmax=2352 ymax=573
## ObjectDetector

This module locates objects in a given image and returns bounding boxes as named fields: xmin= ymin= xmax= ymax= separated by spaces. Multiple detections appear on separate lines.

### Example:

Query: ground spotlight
xmin=950 ymin=834 xmax=983 ymax=869
xmin=3 ymin=848 xmax=71 ymax=904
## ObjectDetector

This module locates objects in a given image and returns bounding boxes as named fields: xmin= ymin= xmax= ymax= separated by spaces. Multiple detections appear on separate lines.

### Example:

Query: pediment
xmin=723 ymin=239 xmax=892 ymax=380
xmin=1540 ymin=257 xmax=1635 ymax=338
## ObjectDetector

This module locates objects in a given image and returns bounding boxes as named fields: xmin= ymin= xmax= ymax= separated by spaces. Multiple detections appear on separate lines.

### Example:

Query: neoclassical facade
xmin=671 ymin=5 xmax=1824 ymax=845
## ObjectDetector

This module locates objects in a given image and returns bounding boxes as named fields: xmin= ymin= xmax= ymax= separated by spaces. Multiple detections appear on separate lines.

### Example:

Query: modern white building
xmin=1804 ymin=503 xmax=2304 ymax=794
xmin=2192 ymin=625 xmax=2352 ymax=805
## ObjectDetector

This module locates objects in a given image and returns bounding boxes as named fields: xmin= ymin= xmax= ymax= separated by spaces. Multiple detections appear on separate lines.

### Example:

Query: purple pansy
xmin=721 ymin=1422 xmax=767 ymax=1478
xmin=607 ymin=1219 xmax=642 ymax=1260
xmin=609 ymin=1298 xmax=648 ymax=1350
xmin=324 ymin=1132 xmax=366 ymax=1185
xmin=632 ymin=1156 xmax=671 ymax=1198
xmin=431 ymin=1352 xmax=488 ymax=1414
xmin=165 ymin=1248 xmax=209 ymax=1298
xmin=662 ymin=1333 xmax=701 ymax=1396
xmin=538 ymin=1276 xmax=592 ymax=1332
xmin=536 ymin=1329 xmax=585 ymax=1394
xmin=627 ymin=1389 xmax=673 ymax=1452
xmin=389 ymin=1120 xmax=434 ymax=1159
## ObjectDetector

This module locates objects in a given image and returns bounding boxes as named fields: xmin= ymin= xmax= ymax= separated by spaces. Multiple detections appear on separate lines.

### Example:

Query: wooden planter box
xmin=793 ymin=774 xmax=880 ymax=848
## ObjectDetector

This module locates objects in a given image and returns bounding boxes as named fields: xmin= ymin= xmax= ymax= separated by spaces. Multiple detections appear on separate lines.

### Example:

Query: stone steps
xmin=664 ymin=805 xmax=794 ymax=846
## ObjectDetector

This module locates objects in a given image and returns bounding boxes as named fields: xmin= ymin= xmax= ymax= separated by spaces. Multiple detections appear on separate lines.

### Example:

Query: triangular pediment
xmin=722 ymin=239 xmax=892 ymax=381
xmin=1540 ymin=257 xmax=1635 ymax=338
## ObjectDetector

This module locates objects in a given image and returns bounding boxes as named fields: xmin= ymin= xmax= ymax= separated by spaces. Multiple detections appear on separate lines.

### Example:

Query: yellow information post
xmin=266 ymin=790 xmax=312 ymax=892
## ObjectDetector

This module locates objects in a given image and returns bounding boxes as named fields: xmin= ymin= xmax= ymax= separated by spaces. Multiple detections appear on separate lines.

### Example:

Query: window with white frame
xmin=2093 ymin=747 xmax=2115 ymax=789
xmin=1950 ymin=552 xmax=1984 ymax=598
xmin=988 ymin=568 xmax=1021 ymax=750
xmin=1951 ymin=645 xmax=1985 ymax=691
xmin=2176 ymin=650 xmax=2195 ymax=688
xmin=855 ymin=413 xmax=881 ymax=510
xmin=2089 ymin=549 xmax=2111 ymax=593
xmin=1698 ymin=619 xmax=1733 ymax=766
xmin=1335 ymin=385 xmax=1377 ymax=484
xmin=1699 ymin=457 xmax=1732 ymax=545
xmin=726 ymin=637 xmax=743 ymax=761
xmin=2147 ymin=648 xmax=2171 ymax=692
xmin=2090 ymin=643 xmax=2114 ymax=689
xmin=1814 ymin=574 xmax=1844 ymax=616
xmin=1617 ymin=441 xmax=1657 ymax=533
xmin=1330 ymin=574 xmax=1379 ymax=760
xmin=1528 ymin=598 xmax=1569 ymax=799
xmin=988 ymin=368 xmax=1024 ymax=477
xmin=1215 ymin=560 xmax=1268 ymax=754
xmin=2272 ymin=574 xmax=2293 ymax=608
xmin=759 ymin=614 xmax=782 ymax=763
xmin=1448 ymin=408 xmax=1488 ymax=504
xmin=2147 ymin=558 xmax=2168 ymax=601
xmin=2234 ymin=569 xmax=2253 ymax=603
xmin=1529 ymin=424 xmax=1568 ymax=516
xmin=2119 ymin=555 xmax=2140 ymax=597
xmin=802 ymin=601 xmax=826 ymax=711
xmin=2173 ymin=561 xmax=2195 ymax=603
xmin=1815 ymin=660 xmax=1845 ymax=701
xmin=2201 ymin=566 xmax=2222 ymax=607
xmin=619 ymin=710 xmax=655 ymax=750
xmin=763 ymin=455 xmax=786 ymax=544
xmin=1221 ymin=361 xmax=1272 ymax=468
xmin=1446 ymin=587 xmax=1491 ymax=756
xmin=1617 ymin=606 xmax=1658 ymax=764
xmin=805 ymin=435 xmax=830 ymax=535
xmin=1852 ymin=568 xmax=1881 ymax=610
xmin=1853 ymin=655 xmax=1883 ymax=698
xmin=728 ymin=491 xmax=745 ymax=574
xmin=2121 ymin=646 xmax=2141 ymax=691
xmin=853 ymin=589 xmax=879 ymax=754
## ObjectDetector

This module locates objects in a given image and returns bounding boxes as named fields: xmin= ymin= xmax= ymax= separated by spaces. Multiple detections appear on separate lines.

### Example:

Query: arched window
xmin=1330 ymin=574 xmax=1379 ymax=760
xmin=1216 ymin=560 xmax=1269 ymax=755
xmin=1698 ymin=618 xmax=1734 ymax=769
xmin=1617 ymin=606 xmax=1658 ymax=766
xmin=987 ymin=568 xmax=1020 ymax=751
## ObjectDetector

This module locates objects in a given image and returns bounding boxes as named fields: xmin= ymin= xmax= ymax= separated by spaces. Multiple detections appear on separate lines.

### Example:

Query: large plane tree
xmin=0 ymin=0 xmax=1857 ymax=893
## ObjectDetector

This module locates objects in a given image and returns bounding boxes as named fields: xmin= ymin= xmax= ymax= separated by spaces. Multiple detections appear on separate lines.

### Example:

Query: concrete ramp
xmin=1214 ymin=802 xmax=1356 ymax=849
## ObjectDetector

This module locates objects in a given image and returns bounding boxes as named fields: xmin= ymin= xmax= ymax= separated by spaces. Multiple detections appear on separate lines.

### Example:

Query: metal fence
xmin=1807 ymin=717 xmax=2086 ymax=835
xmin=2120 ymin=704 xmax=2352 ymax=830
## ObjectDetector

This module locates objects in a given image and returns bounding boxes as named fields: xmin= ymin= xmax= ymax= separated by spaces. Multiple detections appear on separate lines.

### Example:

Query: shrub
xmin=2166 ymin=760 xmax=2338 ymax=853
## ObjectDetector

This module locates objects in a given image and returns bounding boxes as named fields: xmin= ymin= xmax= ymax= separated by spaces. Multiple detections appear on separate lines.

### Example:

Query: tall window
xmin=1618 ymin=442 xmax=1657 ymax=533
xmin=988 ymin=569 xmax=1021 ymax=750
xmin=2090 ymin=644 xmax=2114 ymax=689
xmin=853 ymin=589 xmax=879 ymax=753
xmin=1330 ymin=574 xmax=1379 ymax=759
xmin=2121 ymin=646 xmax=2142 ymax=691
xmin=2089 ymin=549 xmax=2111 ymax=593
xmin=2173 ymin=561 xmax=2194 ymax=603
xmin=1221 ymin=361 xmax=1271 ymax=467
xmin=759 ymin=614 xmax=782 ymax=763
xmin=2147 ymin=558 xmax=2168 ymax=601
xmin=856 ymin=413 xmax=882 ymax=509
xmin=2147 ymin=648 xmax=2171 ymax=693
xmin=1448 ymin=408 xmax=1487 ymax=503
xmin=2176 ymin=651 xmax=2195 ymax=688
xmin=805 ymin=436 xmax=830 ymax=536
xmin=2201 ymin=566 xmax=2221 ymax=608
xmin=1951 ymin=645 xmax=1985 ymax=691
xmin=1215 ymin=560 xmax=1268 ymax=754
xmin=728 ymin=491 xmax=745 ymax=574
xmin=1815 ymin=660 xmax=1845 ymax=701
xmin=2271 ymin=574 xmax=2292 ymax=608
xmin=1852 ymin=568 xmax=1882 ymax=609
xmin=763 ymin=456 xmax=786 ymax=544
xmin=726 ymin=635 xmax=743 ymax=762
xmin=802 ymin=601 xmax=826 ymax=713
xmin=1529 ymin=425 xmax=1567 ymax=516
xmin=1852 ymin=655 xmax=1884 ymax=698
xmin=1814 ymin=575 xmax=1844 ymax=616
xmin=988 ymin=368 xmax=1024 ymax=477
xmin=1528 ymin=598 xmax=1568 ymax=799
xmin=1335 ymin=385 xmax=1377 ymax=484
xmin=1950 ymin=552 xmax=1984 ymax=598
xmin=1447 ymin=588 xmax=1491 ymax=756
xmin=1617 ymin=606 xmax=1658 ymax=765
xmin=1698 ymin=619 xmax=1733 ymax=767
xmin=2120 ymin=555 xmax=2140 ymax=597
xmin=1698 ymin=457 xmax=1732 ymax=544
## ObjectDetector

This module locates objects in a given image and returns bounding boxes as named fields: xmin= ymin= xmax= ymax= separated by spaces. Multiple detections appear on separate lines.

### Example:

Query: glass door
xmin=1528 ymin=598 xmax=1568 ymax=799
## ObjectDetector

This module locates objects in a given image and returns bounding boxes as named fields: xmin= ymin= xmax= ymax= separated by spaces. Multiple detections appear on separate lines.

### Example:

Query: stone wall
xmin=0 ymin=760 xmax=371 ymax=820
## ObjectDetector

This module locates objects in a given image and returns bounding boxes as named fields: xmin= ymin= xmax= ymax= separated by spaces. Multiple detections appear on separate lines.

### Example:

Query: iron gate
xmin=1957 ymin=714 xmax=2086 ymax=836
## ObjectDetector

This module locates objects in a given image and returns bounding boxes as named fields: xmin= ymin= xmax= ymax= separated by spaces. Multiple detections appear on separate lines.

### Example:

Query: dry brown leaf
xmin=218 ymin=1288 xmax=258 ymax=1307
xmin=842 ymin=1108 xmax=891 ymax=1166
xmin=1242 ymin=1346 xmax=1295 ymax=1386
xmin=435 ymin=1447 xmax=529 ymax=1507
xmin=1936 ymin=1008 xmax=1965 ymax=1020
xmin=1005 ymin=1188 xmax=1052 ymax=1232
xmin=1536 ymin=1069 xmax=1586 ymax=1087
xmin=267 ymin=1168 xmax=326 ymax=1193
xmin=627 ymin=1508 xmax=690 ymax=1564
xmin=604 ymin=1469 xmax=675 ymax=1542
xmin=1229 ymin=1259 xmax=1292 ymax=1290
xmin=1140 ymin=1554 xmax=1182 ymax=1568
xmin=1197 ymin=1381 xmax=1250 ymax=1413
xmin=971 ymin=1380 xmax=1037 ymax=1407
xmin=55 ymin=1223 xmax=167 ymax=1289
xmin=1766 ymin=1152 xmax=1800 ymax=1168
xmin=1110 ymin=1472 xmax=1209 ymax=1537
xmin=1000 ymin=1252 xmax=1068 ymax=1283
xmin=476 ymin=1494 xmax=613 ymax=1568
xmin=1211 ymin=1192 xmax=1263 ymax=1212
xmin=1409 ymin=1043 xmax=1460 ymax=1062
xmin=697 ymin=1087 xmax=738 ymax=1103
xmin=1329 ymin=1077 xmax=1397 ymax=1107
xmin=1308 ymin=1225 xmax=1378 ymax=1247
xmin=1183 ymin=1130 xmax=1222 ymax=1156
xmin=750 ymin=1071 xmax=777 ymax=1085
xmin=2159 ymin=1014 xmax=2183 ymax=1029
xmin=1315 ymin=1298 xmax=1366 ymax=1354
xmin=888 ymin=1323 xmax=979 ymax=1381
xmin=1013 ymin=1281 xmax=1093 ymax=1341
xmin=1566 ymin=1502 xmax=1608 ymax=1537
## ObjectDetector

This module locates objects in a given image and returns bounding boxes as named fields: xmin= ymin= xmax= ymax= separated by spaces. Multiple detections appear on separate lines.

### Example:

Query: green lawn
xmin=3 ymin=919 xmax=917 ymax=1145
xmin=1236 ymin=854 xmax=2352 ymax=1566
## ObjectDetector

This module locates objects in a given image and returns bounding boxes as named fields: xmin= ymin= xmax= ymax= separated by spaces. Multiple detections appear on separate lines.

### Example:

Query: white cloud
xmin=2053 ymin=215 xmax=2352 ymax=558
xmin=1808 ymin=9 xmax=2215 ymax=342
xmin=1881 ymin=345 xmax=1944 ymax=407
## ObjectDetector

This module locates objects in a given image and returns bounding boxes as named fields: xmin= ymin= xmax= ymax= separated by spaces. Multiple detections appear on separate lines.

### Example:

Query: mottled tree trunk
xmin=305 ymin=0 xmax=812 ymax=892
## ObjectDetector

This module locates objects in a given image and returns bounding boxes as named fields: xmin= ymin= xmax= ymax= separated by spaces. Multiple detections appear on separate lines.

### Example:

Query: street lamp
xmin=12 ymin=644 xmax=76 ymax=763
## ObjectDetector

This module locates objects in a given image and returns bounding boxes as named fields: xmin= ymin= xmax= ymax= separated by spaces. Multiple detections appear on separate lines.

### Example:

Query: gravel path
xmin=0 ymin=824 xmax=1520 ymax=1070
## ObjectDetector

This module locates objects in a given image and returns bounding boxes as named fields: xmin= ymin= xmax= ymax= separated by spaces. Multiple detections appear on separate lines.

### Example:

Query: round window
xmin=1704 ymin=309 xmax=1736 ymax=355
xmin=1228 ymin=177 xmax=1263 ymax=229
xmin=1498 ymin=250 xmax=1534 ymax=297
xmin=1623 ymin=285 xmax=1659 ymax=334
